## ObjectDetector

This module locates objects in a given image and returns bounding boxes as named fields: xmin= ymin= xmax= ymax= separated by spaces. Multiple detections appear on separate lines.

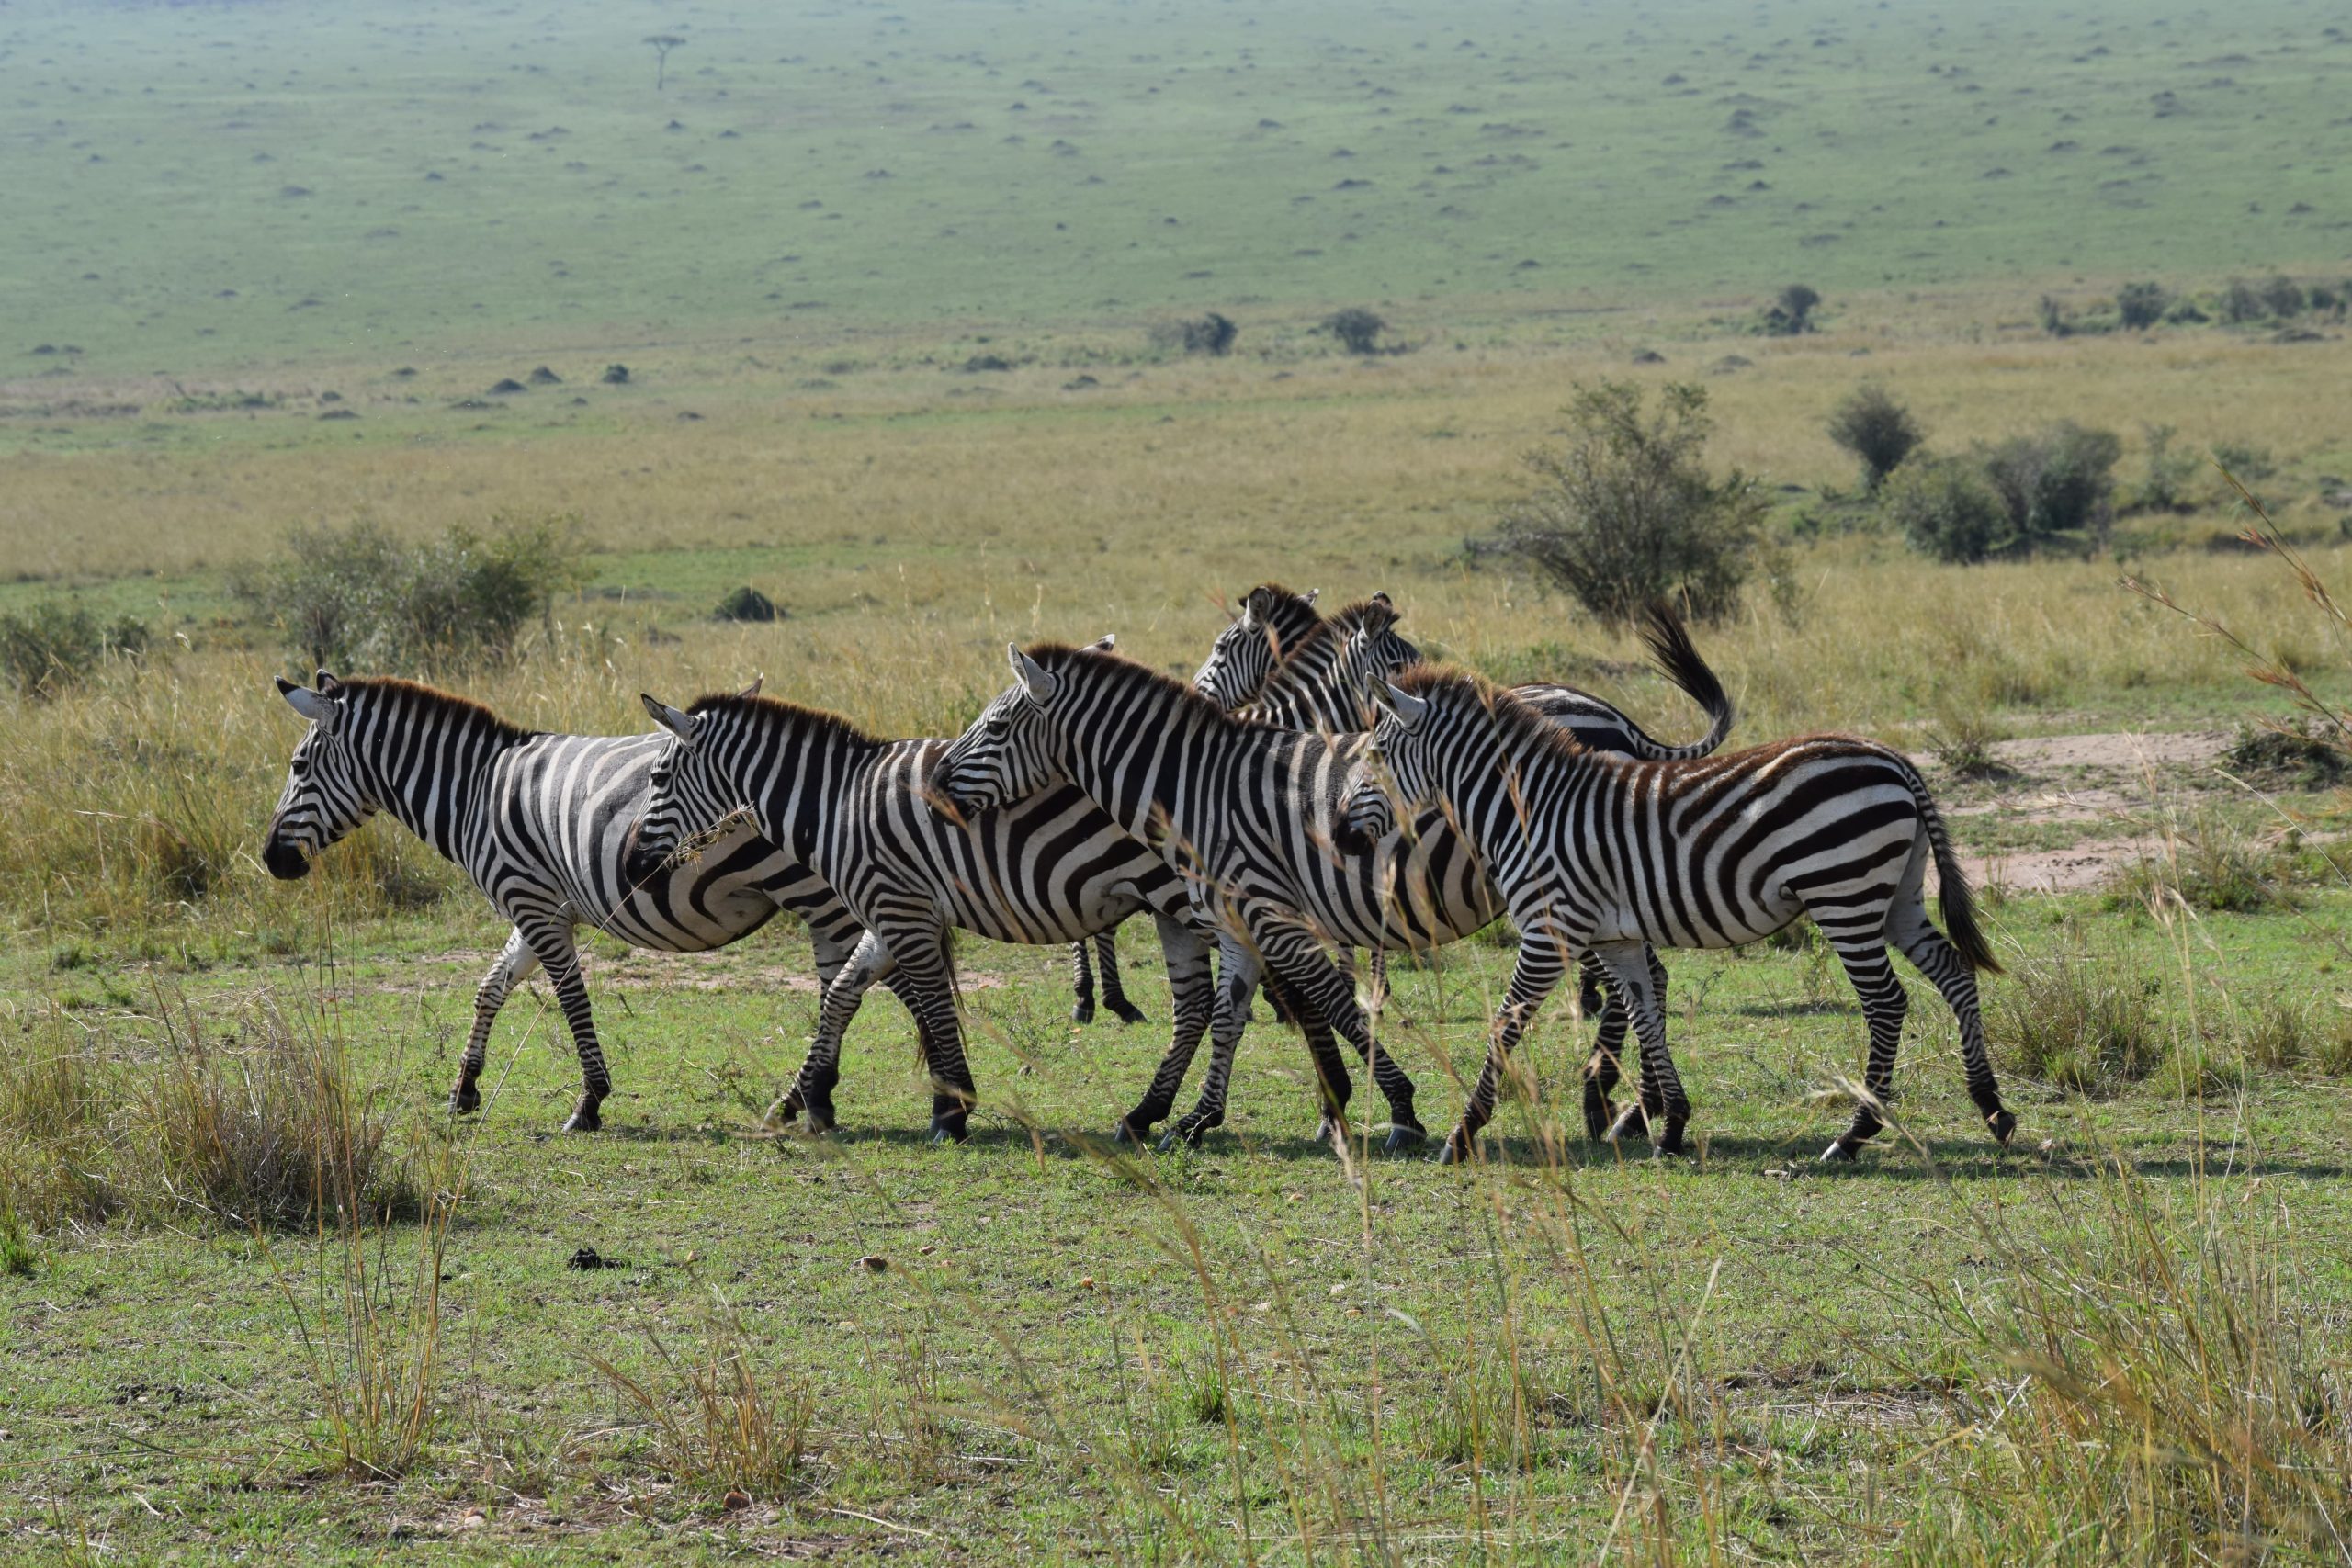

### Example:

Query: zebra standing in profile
xmin=931 ymin=640 xmax=1512 ymax=1151
xmin=1064 ymin=582 xmax=1324 ymax=1025
xmin=263 ymin=673 xmax=889 ymax=1132
xmin=1249 ymin=594 xmax=1736 ymax=1109
xmin=1339 ymin=666 xmax=2018 ymax=1164
xmin=625 ymin=675 xmax=1369 ymax=1145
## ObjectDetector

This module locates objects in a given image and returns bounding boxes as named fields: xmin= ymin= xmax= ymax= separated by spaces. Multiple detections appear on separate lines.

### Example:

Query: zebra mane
xmin=1024 ymin=641 xmax=1285 ymax=733
xmin=685 ymin=691 xmax=883 ymax=747
xmin=334 ymin=676 xmax=537 ymax=744
xmin=1386 ymin=664 xmax=1598 ymax=764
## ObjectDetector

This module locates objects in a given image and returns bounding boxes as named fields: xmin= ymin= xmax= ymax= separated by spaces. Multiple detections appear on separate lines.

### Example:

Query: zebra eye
xmin=289 ymin=757 xmax=311 ymax=780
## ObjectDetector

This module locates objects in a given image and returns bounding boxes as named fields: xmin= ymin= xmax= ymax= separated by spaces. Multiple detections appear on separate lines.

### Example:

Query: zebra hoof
xmin=1380 ymin=1121 xmax=1427 ymax=1156
xmin=1602 ymin=1104 xmax=1647 ymax=1145
xmin=1818 ymin=1139 xmax=1858 ymax=1164
xmin=1158 ymin=1121 xmax=1212 ymax=1153
xmin=1070 ymin=1001 xmax=1095 ymax=1025
xmin=1433 ymin=1132 xmax=1474 ymax=1166
xmin=1653 ymin=1129 xmax=1689 ymax=1158
xmin=449 ymin=1084 xmax=481 ymax=1116
xmin=561 ymin=1103 xmax=603 ymax=1134
xmin=1108 ymin=1000 xmax=1149 ymax=1026
xmin=1112 ymin=1117 xmax=1152 ymax=1147
xmin=805 ymin=1103 xmax=837 ymax=1135
xmin=1582 ymin=1094 xmax=1613 ymax=1142
xmin=1987 ymin=1108 xmax=2018 ymax=1146
xmin=929 ymin=1117 xmax=969 ymax=1145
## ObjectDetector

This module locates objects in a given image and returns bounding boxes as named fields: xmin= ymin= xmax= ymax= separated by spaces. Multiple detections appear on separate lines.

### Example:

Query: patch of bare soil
xmin=370 ymin=948 xmax=1004 ymax=998
xmin=1937 ymin=729 xmax=2233 ymax=895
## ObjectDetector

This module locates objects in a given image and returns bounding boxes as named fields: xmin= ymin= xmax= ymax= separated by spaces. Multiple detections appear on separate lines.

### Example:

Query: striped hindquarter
xmin=630 ymin=694 xmax=1252 ymax=1145
xmin=263 ymin=675 xmax=870 ymax=1132
xmin=1344 ymin=669 xmax=2017 ymax=1165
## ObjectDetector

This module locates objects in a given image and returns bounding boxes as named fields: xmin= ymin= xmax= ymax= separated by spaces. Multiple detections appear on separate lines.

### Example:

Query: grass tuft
xmin=1998 ymin=929 xmax=2163 ymax=1094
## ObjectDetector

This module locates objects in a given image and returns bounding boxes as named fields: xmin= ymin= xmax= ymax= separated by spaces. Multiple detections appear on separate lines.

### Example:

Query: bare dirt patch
xmin=1936 ymin=729 xmax=2233 ymax=894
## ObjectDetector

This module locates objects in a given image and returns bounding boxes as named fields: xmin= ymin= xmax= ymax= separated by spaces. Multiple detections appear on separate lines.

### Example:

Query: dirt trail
xmin=1941 ymin=728 xmax=2233 ymax=895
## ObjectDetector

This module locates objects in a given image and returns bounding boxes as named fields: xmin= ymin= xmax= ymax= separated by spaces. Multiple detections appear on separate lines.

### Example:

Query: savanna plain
xmin=5 ymin=0 xmax=2352 ymax=1561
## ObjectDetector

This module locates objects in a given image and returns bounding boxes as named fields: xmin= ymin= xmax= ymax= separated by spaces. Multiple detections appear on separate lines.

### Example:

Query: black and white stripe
xmin=263 ymin=673 xmax=866 ymax=1131
xmin=1340 ymin=666 xmax=2018 ymax=1164
xmin=931 ymin=643 xmax=1507 ymax=1151
xmin=627 ymin=685 xmax=1321 ymax=1145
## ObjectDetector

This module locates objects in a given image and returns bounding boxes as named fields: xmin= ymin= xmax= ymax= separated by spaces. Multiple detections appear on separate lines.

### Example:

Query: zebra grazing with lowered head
xmin=263 ymin=672 xmax=888 ymax=1132
xmin=624 ymin=669 xmax=1371 ymax=1145
xmin=931 ymin=639 xmax=1514 ymax=1152
xmin=1063 ymin=582 xmax=1325 ymax=1027
xmin=1339 ymin=665 xmax=2018 ymax=1165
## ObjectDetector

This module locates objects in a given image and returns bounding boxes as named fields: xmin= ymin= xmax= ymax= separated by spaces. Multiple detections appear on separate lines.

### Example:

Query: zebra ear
xmin=315 ymin=670 xmax=343 ymax=694
xmin=1085 ymin=633 xmax=1115 ymax=653
xmin=736 ymin=675 xmax=763 ymax=700
xmin=1237 ymin=601 xmax=1260 ymax=632
xmin=1007 ymin=643 xmax=1060 ymax=704
xmin=278 ymin=678 xmax=335 ymax=728
xmin=640 ymin=694 xmax=701 ymax=744
xmin=1303 ymin=588 xmax=1320 ymax=606
xmin=1377 ymin=682 xmax=1429 ymax=733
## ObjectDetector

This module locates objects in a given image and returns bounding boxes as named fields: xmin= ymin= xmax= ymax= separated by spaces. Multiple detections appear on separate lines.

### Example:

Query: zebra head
xmin=265 ymin=671 xmax=375 ymax=879
xmin=1336 ymin=593 xmax=1421 ymax=722
xmin=1192 ymin=583 xmax=1318 ymax=711
xmin=627 ymin=694 xmax=738 ymax=883
xmin=1336 ymin=680 xmax=1434 ymax=855
xmin=930 ymin=641 xmax=1090 ymax=818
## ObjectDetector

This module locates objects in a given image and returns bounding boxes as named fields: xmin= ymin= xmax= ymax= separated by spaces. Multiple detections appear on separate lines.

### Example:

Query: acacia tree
xmin=644 ymin=34 xmax=686 ymax=91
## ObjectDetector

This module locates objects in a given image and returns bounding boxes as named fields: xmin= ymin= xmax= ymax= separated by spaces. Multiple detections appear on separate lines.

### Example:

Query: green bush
xmin=1881 ymin=456 xmax=2008 ymax=563
xmin=1758 ymin=283 xmax=1819 ymax=335
xmin=1322 ymin=308 xmax=1388 ymax=355
xmin=1978 ymin=421 xmax=2121 ymax=544
xmin=2114 ymin=280 xmax=2170 ymax=330
xmin=1153 ymin=312 xmax=1238 ymax=355
xmin=233 ymin=514 xmax=582 ymax=671
xmin=1825 ymin=384 xmax=1924 ymax=491
xmin=1998 ymin=933 xmax=2163 ymax=1095
xmin=0 ymin=600 xmax=151 ymax=699
xmin=1481 ymin=381 xmax=1770 ymax=624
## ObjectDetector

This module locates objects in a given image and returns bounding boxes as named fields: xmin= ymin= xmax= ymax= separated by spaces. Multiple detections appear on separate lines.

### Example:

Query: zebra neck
xmin=1065 ymin=684 xmax=1219 ymax=845
xmin=1444 ymin=726 xmax=1552 ymax=877
xmin=354 ymin=717 xmax=514 ymax=863
xmin=722 ymin=715 xmax=877 ymax=871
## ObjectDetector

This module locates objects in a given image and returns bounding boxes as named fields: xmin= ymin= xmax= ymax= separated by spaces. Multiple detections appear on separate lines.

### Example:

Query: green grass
xmin=5 ymin=887 xmax=2350 ymax=1559
xmin=5 ymin=0 xmax=2349 ymax=382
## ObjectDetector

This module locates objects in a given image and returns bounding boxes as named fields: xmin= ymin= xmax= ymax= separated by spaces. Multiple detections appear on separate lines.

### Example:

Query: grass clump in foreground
xmin=0 ymin=986 xmax=413 ymax=1235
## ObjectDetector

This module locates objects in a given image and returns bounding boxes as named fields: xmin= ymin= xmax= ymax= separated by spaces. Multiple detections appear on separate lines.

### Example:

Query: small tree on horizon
xmin=1826 ymin=384 xmax=1925 ymax=492
xmin=644 ymin=34 xmax=686 ymax=92
xmin=1760 ymin=283 xmax=1821 ymax=335
xmin=1323 ymin=308 xmax=1387 ymax=355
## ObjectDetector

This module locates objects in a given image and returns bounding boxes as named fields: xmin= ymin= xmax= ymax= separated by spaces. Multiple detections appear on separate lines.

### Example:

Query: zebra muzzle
xmin=263 ymin=840 xmax=311 ymax=880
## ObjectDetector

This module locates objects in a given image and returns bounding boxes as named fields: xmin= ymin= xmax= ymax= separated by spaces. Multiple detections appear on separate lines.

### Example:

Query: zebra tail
xmin=1912 ymin=770 xmax=2004 ymax=976
xmin=1632 ymin=601 xmax=1736 ymax=760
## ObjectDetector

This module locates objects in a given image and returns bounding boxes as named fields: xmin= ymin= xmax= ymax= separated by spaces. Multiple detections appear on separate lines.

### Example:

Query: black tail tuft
xmin=1914 ymin=778 xmax=2004 ymax=976
xmin=1634 ymin=602 xmax=1735 ymax=760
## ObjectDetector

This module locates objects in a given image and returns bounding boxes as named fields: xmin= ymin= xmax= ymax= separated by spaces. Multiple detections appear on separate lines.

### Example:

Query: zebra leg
xmin=1891 ymin=910 xmax=2018 ymax=1153
xmin=1069 ymin=940 xmax=1097 ymax=1025
xmin=512 ymin=921 xmax=608 ymax=1134
xmin=1579 ymin=949 xmax=1627 ymax=1141
xmin=1438 ymin=936 xmax=1565 ymax=1165
xmin=883 ymin=924 xmax=978 ymax=1145
xmin=1116 ymin=914 xmax=1221 ymax=1144
xmin=453 ymin=928 xmax=539 ymax=1115
xmin=1095 ymin=925 xmax=1150 ymax=1025
xmin=1247 ymin=916 xmax=1422 ymax=1151
xmin=1266 ymin=968 xmax=1357 ymax=1144
xmin=773 ymin=931 xmax=893 ymax=1133
xmin=1363 ymin=947 xmax=1409 ymax=1027
xmin=1162 ymin=938 xmax=1261 ymax=1151
xmin=1817 ymin=938 xmax=1910 ymax=1162
xmin=1592 ymin=941 xmax=1691 ymax=1156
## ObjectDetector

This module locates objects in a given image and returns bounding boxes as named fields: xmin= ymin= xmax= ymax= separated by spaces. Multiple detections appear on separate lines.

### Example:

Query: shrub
xmin=1759 ymin=283 xmax=1819 ymax=334
xmin=2258 ymin=275 xmax=2306 ymax=318
xmin=2132 ymin=423 xmax=2198 ymax=513
xmin=1978 ymin=421 xmax=2121 ymax=544
xmin=713 ymin=586 xmax=782 ymax=623
xmin=601 ymin=363 xmax=631 ymax=384
xmin=0 ymin=600 xmax=150 ymax=699
xmin=1153 ymin=312 xmax=1238 ymax=355
xmin=1322 ymin=308 xmax=1387 ymax=355
xmin=2225 ymin=719 xmax=2346 ymax=788
xmin=2219 ymin=277 xmax=2265 ymax=324
xmin=1481 ymin=381 xmax=1770 ymax=624
xmin=2114 ymin=280 xmax=2170 ymax=329
xmin=2037 ymin=294 xmax=2075 ymax=337
xmin=233 ymin=514 xmax=582 ymax=672
xmin=1825 ymin=384 xmax=1924 ymax=491
xmin=1881 ymin=455 xmax=2009 ymax=563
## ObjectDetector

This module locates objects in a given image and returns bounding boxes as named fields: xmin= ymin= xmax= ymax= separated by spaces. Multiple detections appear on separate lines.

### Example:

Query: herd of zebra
xmin=262 ymin=584 xmax=2017 ymax=1166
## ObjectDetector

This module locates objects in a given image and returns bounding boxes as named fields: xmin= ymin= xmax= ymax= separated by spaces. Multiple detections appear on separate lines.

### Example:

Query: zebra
xmin=623 ymin=676 xmax=1369 ymax=1146
xmin=930 ymin=640 xmax=1510 ymax=1152
xmin=1338 ymin=665 xmax=2018 ymax=1165
xmin=1253 ymin=594 xmax=1735 ymax=1099
xmin=1061 ymin=582 xmax=1322 ymax=1026
xmin=262 ymin=672 xmax=885 ymax=1133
